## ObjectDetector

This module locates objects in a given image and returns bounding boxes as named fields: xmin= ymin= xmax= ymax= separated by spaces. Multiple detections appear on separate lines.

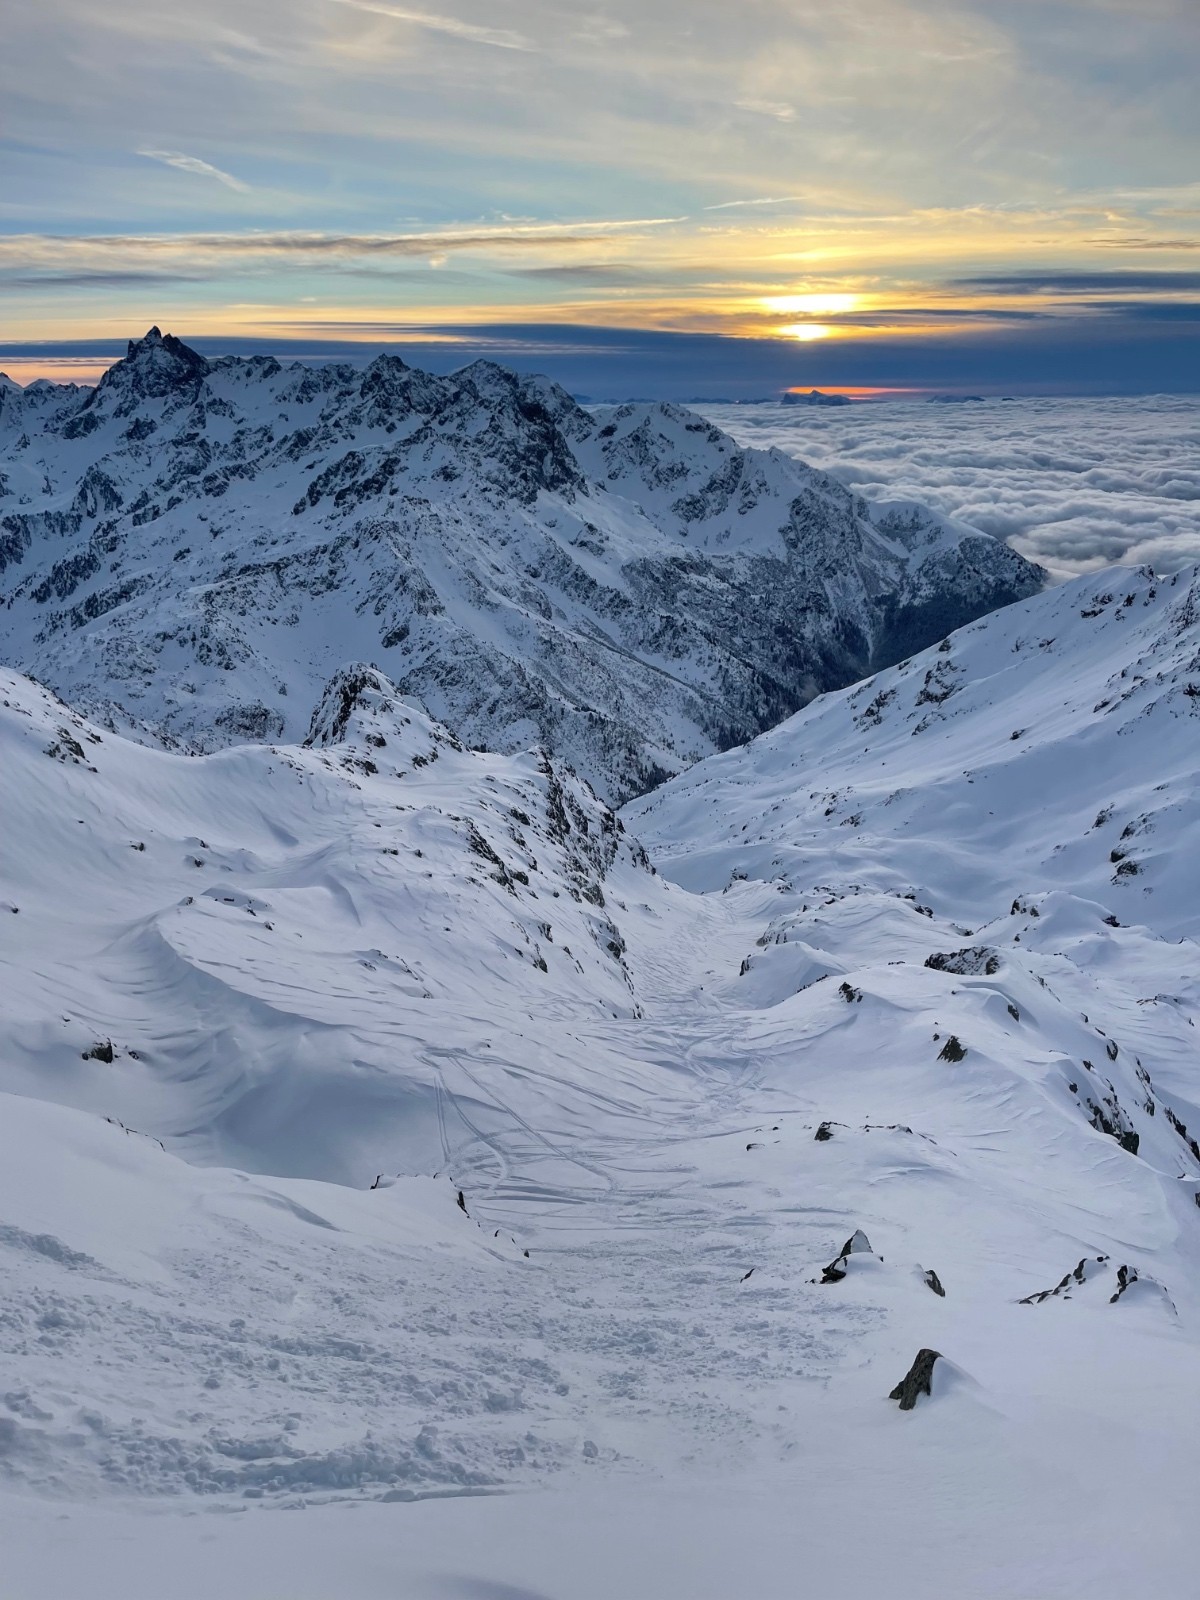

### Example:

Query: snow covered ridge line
xmin=626 ymin=556 xmax=1200 ymax=1241
xmin=627 ymin=559 xmax=1200 ymax=932
xmin=0 ymin=326 xmax=1043 ymax=801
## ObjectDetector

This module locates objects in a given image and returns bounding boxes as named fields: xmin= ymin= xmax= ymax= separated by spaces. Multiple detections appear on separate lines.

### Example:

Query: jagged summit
xmin=302 ymin=662 xmax=453 ymax=765
xmin=304 ymin=662 xmax=404 ymax=748
xmin=0 ymin=333 xmax=1043 ymax=798
xmin=93 ymin=325 xmax=210 ymax=402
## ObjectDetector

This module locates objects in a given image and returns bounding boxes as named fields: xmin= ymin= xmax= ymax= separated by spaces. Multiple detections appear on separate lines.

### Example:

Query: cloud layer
xmin=704 ymin=396 xmax=1200 ymax=578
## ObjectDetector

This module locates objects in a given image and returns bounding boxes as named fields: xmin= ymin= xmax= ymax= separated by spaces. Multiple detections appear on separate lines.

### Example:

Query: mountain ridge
xmin=0 ymin=328 xmax=1044 ymax=800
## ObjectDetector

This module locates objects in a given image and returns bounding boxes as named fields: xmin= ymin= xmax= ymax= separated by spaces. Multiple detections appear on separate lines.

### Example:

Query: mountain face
xmin=627 ymin=561 xmax=1200 ymax=934
xmin=1 ymin=565 xmax=1198 ymax=1588
xmin=0 ymin=328 xmax=1043 ymax=800
xmin=0 ymin=660 xmax=663 ymax=1184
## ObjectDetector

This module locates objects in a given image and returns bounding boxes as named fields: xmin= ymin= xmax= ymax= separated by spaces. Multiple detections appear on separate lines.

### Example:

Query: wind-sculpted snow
xmin=3 ymin=568 xmax=1200 ymax=1595
xmin=0 ymin=329 xmax=1041 ymax=801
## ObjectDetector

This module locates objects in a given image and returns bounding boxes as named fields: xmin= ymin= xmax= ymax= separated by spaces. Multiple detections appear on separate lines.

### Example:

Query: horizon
xmin=4 ymin=321 xmax=1200 ymax=402
xmin=4 ymin=1 xmax=1199 ymax=398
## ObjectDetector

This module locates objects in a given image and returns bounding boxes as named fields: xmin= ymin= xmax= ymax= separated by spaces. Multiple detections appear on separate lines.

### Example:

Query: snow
xmin=2 ymin=533 xmax=1199 ymax=1586
xmin=0 ymin=331 xmax=1040 ymax=801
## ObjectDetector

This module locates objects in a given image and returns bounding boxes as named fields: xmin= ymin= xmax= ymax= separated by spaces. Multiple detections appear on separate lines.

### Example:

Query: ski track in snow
xmin=1 ymin=564 xmax=1200 ymax=1595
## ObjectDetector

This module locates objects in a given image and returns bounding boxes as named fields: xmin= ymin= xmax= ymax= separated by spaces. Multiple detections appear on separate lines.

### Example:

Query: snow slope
xmin=3 ymin=564 xmax=1200 ymax=1597
xmin=0 ymin=329 xmax=1042 ymax=800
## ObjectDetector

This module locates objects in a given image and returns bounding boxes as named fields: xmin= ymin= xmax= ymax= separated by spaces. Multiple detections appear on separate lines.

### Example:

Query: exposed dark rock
xmin=925 ymin=947 xmax=1000 ymax=977
xmin=820 ymin=1228 xmax=874 ymax=1282
xmin=1110 ymin=1264 xmax=1138 ymax=1303
xmin=1019 ymin=1256 xmax=1109 ymax=1304
xmin=889 ymin=1348 xmax=941 ymax=1410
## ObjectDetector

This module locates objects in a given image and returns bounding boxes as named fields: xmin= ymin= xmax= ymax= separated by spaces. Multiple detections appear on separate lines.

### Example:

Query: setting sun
xmin=780 ymin=322 xmax=836 ymax=342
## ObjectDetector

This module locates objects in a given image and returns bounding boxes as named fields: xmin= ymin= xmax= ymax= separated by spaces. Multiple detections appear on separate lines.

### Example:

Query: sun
xmin=779 ymin=323 xmax=835 ymax=342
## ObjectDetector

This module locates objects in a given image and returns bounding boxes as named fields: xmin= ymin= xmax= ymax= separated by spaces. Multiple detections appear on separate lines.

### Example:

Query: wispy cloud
xmin=951 ymin=271 xmax=1200 ymax=294
xmin=0 ymin=218 xmax=686 ymax=276
xmin=1090 ymin=236 xmax=1200 ymax=251
xmin=330 ymin=0 xmax=536 ymax=51
xmin=137 ymin=149 xmax=250 ymax=192
xmin=504 ymin=263 xmax=643 ymax=283
xmin=1 ymin=270 xmax=204 ymax=290
xmin=703 ymin=196 xmax=811 ymax=213
xmin=732 ymin=100 xmax=796 ymax=122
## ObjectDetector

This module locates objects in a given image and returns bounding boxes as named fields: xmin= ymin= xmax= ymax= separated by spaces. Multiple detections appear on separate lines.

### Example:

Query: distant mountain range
xmin=780 ymin=388 xmax=853 ymax=406
xmin=0 ymin=328 xmax=1042 ymax=799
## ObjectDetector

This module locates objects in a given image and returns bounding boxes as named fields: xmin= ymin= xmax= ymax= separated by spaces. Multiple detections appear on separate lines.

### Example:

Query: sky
xmin=3 ymin=0 xmax=1200 ymax=396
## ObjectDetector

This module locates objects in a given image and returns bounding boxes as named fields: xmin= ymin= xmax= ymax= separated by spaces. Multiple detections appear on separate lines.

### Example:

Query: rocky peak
xmin=94 ymin=326 xmax=210 ymax=403
xmin=304 ymin=664 xmax=402 ymax=748
xmin=303 ymin=663 xmax=453 ymax=759
xmin=0 ymin=333 xmax=1045 ymax=802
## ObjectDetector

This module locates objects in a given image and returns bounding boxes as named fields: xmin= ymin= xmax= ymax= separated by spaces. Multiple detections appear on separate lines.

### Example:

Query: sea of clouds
xmin=701 ymin=395 xmax=1200 ymax=580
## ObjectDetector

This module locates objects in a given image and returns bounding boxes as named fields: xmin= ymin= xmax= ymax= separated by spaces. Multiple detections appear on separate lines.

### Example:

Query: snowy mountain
xmin=2 ymin=561 xmax=1199 ymax=1596
xmin=630 ymin=561 xmax=1200 ymax=924
xmin=0 ymin=662 xmax=665 ymax=1185
xmin=0 ymin=328 xmax=1042 ymax=800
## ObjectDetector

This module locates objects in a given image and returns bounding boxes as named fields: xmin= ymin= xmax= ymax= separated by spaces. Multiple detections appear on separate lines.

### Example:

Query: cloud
xmin=137 ymin=149 xmax=250 ymax=191
xmin=702 ymin=196 xmax=811 ymax=212
xmin=0 ymin=270 xmax=204 ymax=289
xmin=1089 ymin=301 xmax=1200 ymax=322
xmin=5 ymin=317 xmax=1198 ymax=403
xmin=786 ymin=307 xmax=1048 ymax=326
xmin=732 ymin=100 xmax=796 ymax=122
xmin=503 ymin=263 xmax=644 ymax=283
xmin=330 ymin=0 xmax=536 ymax=51
xmin=704 ymin=395 xmax=1200 ymax=579
xmin=952 ymin=271 xmax=1200 ymax=294
xmin=0 ymin=219 xmax=686 ymax=280
xmin=1091 ymin=237 xmax=1200 ymax=251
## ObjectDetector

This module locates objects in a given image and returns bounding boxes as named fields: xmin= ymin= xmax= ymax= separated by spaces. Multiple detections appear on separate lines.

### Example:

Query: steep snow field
xmin=0 ymin=332 xmax=1040 ymax=800
xmin=3 ymin=565 xmax=1200 ymax=1597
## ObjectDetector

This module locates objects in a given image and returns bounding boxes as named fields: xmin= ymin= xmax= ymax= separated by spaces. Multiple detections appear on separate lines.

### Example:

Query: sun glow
xmin=762 ymin=292 xmax=859 ymax=316
xmin=780 ymin=322 xmax=835 ymax=342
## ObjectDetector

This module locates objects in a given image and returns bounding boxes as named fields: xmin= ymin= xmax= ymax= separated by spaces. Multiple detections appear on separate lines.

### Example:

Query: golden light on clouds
xmin=761 ymin=293 xmax=859 ymax=316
